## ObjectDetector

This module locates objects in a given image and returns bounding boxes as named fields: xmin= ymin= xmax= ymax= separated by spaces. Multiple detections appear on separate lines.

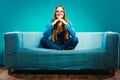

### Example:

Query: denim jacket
xmin=43 ymin=20 xmax=76 ymax=40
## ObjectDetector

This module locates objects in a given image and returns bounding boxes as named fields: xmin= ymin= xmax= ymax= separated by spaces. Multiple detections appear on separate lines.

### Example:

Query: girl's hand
xmin=59 ymin=19 xmax=67 ymax=24
xmin=52 ymin=19 xmax=59 ymax=26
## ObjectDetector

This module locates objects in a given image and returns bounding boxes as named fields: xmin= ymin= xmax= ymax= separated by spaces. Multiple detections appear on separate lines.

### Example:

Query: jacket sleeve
xmin=65 ymin=21 xmax=76 ymax=37
xmin=43 ymin=21 xmax=53 ymax=38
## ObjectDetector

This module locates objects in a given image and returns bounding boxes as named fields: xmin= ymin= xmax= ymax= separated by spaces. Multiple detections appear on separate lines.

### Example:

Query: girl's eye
xmin=56 ymin=10 xmax=64 ymax=14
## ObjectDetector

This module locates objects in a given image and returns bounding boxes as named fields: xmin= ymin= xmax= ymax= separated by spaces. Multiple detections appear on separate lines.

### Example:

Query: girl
xmin=41 ymin=5 xmax=78 ymax=50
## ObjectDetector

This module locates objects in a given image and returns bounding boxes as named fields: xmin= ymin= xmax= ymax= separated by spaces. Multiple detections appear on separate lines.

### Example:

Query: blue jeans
xmin=40 ymin=37 xmax=78 ymax=50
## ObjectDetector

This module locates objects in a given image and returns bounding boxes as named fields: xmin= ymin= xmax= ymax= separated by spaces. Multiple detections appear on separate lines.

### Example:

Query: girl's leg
xmin=60 ymin=37 xmax=78 ymax=50
xmin=40 ymin=37 xmax=62 ymax=50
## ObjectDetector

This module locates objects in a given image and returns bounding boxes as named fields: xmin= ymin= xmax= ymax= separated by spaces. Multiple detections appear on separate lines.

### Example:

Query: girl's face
xmin=55 ymin=7 xmax=64 ymax=19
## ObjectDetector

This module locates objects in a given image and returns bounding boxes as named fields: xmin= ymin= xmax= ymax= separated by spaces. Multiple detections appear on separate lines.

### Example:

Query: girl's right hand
xmin=52 ymin=19 xmax=59 ymax=26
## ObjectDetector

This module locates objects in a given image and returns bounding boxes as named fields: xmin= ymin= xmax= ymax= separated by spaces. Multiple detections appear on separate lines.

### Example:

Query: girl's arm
xmin=65 ymin=21 xmax=76 ymax=37
xmin=43 ymin=21 xmax=53 ymax=38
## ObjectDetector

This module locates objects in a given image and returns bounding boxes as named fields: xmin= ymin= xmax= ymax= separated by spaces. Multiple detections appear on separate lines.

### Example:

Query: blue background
xmin=0 ymin=0 xmax=120 ymax=65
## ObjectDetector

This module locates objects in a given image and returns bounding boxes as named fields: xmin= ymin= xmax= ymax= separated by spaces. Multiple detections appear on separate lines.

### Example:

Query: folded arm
xmin=43 ymin=21 xmax=53 ymax=38
xmin=65 ymin=21 xmax=76 ymax=38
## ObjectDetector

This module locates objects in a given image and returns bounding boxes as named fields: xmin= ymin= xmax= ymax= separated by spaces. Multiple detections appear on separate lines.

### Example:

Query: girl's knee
xmin=73 ymin=37 xmax=79 ymax=43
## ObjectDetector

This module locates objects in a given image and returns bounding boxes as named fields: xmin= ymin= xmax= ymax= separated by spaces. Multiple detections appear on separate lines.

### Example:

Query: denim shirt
xmin=43 ymin=20 xmax=76 ymax=40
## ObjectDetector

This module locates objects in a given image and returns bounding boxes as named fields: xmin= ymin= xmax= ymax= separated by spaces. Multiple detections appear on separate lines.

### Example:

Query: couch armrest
xmin=106 ymin=32 xmax=119 ymax=67
xmin=106 ymin=32 xmax=119 ymax=56
xmin=4 ymin=32 xmax=23 ymax=55
xmin=4 ymin=32 xmax=22 ymax=67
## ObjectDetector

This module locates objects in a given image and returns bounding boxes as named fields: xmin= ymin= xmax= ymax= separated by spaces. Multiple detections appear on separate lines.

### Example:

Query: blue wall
xmin=0 ymin=0 xmax=120 ymax=65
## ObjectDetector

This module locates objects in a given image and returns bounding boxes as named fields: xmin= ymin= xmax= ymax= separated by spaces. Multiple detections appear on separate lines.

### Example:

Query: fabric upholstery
xmin=4 ymin=32 xmax=119 ymax=70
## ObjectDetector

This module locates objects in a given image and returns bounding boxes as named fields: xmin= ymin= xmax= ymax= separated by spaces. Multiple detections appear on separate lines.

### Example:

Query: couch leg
xmin=8 ymin=68 xmax=14 ymax=75
xmin=109 ymin=69 xmax=115 ymax=76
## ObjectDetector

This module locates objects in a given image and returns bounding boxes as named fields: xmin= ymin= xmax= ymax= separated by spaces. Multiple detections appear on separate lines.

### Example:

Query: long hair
xmin=52 ymin=5 xmax=69 ymax=42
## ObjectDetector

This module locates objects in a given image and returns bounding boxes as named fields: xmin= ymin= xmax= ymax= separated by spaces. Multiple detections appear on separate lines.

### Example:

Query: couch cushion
xmin=75 ymin=32 xmax=106 ymax=50
xmin=15 ymin=48 xmax=108 ymax=69
xmin=22 ymin=32 xmax=43 ymax=48
xmin=21 ymin=32 xmax=106 ymax=50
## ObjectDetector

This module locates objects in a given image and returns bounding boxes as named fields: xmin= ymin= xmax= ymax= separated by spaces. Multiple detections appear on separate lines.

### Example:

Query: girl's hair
xmin=53 ymin=5 xmax=68 ymax=22
xmin=52 ymin=5 xmax=69 ymax=42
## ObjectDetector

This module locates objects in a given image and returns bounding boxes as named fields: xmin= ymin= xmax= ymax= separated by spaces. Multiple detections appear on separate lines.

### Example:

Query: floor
xmin=0 ymin=66 xmax=120 ymax=80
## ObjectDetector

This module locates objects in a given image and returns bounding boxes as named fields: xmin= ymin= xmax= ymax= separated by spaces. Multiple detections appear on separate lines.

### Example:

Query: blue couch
xmin=4 ymin=32 xmax=119 ymax=74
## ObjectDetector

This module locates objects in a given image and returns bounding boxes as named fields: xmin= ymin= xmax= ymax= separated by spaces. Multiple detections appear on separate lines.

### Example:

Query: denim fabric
xmin=43 ymin=20 xmax=76 ymax=40
xmin=41 ymin=37 xmax=78 ymax=50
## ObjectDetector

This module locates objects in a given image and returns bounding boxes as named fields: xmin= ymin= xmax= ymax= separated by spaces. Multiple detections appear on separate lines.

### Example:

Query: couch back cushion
xmin=22 ymin=32 xmax=43 ymax=48
xmin=22 ymin=32 xmax=106 ymax=49
xmin=75 ymin=32 xmax=106 ymax=50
